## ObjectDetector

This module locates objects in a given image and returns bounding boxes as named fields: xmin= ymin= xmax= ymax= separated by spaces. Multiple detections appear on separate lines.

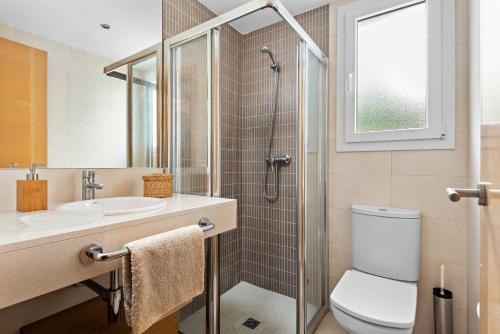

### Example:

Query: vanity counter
xmin=0 ymin=194 xmax=236 ymax=310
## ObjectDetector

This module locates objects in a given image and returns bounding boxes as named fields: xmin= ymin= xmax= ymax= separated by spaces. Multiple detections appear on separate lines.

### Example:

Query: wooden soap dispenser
xmin=17 ymin=163 xmax=48 ymax=212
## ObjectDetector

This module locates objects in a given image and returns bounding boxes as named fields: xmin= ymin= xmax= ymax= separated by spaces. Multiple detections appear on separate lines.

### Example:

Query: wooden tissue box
xmin=143 ymin=173 xmax=173 ymax=198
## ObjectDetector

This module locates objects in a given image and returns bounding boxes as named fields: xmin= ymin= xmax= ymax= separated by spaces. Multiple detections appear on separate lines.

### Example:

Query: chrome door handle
xmin=447 ymin=182 xmax=489 ymax=206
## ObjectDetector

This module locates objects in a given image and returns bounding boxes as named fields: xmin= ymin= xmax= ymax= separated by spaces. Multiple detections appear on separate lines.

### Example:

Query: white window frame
xmin=336 ymin=0 xmax=455 ymax=151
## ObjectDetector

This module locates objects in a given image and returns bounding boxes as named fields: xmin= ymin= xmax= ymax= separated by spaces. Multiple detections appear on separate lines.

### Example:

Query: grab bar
xmin=79 ymin=217 xmax=214 ymax=264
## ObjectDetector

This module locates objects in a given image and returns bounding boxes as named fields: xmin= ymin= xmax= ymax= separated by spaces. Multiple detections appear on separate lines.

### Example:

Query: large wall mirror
xmin=0 ymin=0 xmax=162 ymax=169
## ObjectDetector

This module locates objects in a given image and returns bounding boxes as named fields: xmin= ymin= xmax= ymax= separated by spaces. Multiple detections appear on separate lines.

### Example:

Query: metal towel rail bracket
xmin=446 ymin=182 xmax=489 ymax=206
xmin=77 ymin=217 xmax=214 ymax=323
xmin=79 ymin=217 xmax=214 ymax=264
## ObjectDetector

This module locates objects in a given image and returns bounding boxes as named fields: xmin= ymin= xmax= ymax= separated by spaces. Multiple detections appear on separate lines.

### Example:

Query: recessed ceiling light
xmin=100 ymin=23 xmax=110 ymax=30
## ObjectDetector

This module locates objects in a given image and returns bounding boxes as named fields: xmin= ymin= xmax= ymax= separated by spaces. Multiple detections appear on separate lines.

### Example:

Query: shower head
xmin=260 ymin=46 xmax=279 ymax=71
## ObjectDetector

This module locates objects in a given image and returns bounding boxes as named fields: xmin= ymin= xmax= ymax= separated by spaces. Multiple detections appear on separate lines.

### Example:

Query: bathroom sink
xmin=56 ymin=197 xmax=167 ymax=216
xmin=19 ymin=197 xmax=167 ymax=228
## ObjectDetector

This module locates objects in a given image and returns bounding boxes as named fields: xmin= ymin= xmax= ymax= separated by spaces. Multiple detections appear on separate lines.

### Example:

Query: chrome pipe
xmin=207 ymin=235 xmax=220 ymax=334
xmin=80 ymin=269 xmax=122 ymax=323
xmin=108 ymin=270 xmax=121 ymax=322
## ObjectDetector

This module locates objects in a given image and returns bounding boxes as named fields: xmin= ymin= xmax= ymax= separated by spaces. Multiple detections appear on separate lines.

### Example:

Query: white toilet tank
xmin=352 ymin=205 xmax=421 ymax=282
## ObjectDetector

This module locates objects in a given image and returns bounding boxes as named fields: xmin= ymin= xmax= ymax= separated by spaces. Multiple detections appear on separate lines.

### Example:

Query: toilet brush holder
xmin=433 ymin=287 xmax=453 ymax=334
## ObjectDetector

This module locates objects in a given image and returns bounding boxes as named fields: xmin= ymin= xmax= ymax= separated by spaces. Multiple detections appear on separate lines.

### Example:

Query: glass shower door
xmin=130 ymin=55 xmax=158 ymax=167
xmin=170 ymin=33 xmax=212 ymax=196
xmin=297 ymin=41 xmax=328 ymax=334
xmin=168 ymin=31 xmax=214 ymax=334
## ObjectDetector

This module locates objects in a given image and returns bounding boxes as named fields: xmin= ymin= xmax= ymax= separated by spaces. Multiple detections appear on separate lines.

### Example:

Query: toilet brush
xmin=433 ymin=264 xmax=454 ymax=334
xmin=440 ymin=264 xmax=445 ymax=295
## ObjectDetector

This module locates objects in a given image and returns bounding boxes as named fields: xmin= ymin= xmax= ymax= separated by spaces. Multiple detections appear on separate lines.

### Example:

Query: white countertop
xmin=0 ymin=194 xmax=235 ymax=254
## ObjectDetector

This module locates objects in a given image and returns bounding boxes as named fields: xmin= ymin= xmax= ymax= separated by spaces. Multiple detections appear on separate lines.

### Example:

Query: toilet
xmin=330 ymin=205 xmax=421 ymax=334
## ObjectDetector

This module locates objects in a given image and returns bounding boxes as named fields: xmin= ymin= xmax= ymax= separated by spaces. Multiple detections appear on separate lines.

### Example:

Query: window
xmin=336 ymin=0 xmax=455 ymax=151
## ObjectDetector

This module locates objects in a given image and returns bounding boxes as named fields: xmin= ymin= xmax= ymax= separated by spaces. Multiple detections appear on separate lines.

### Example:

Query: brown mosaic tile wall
xmin=240 ymin=6 xmax=329 ymax=298
xmin=164 ymin=0 xmax=328 ymax=308
xmin=219 ymin=24 xmax=243 ymax=293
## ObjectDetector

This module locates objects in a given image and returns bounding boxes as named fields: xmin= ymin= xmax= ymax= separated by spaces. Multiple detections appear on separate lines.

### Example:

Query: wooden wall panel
xmin=0 ymin=37 xmax=47 ymax=168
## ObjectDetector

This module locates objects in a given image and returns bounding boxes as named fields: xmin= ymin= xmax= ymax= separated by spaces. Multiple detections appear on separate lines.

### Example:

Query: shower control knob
xmin=274 ymin=154 xmax=291 ymax=165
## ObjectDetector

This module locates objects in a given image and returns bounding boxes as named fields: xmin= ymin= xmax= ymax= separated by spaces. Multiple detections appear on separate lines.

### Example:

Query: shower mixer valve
xmin=265 ymin=154 xmax=291 ymax=169
xmin=264 ymin=154 xmax=291 ymax=202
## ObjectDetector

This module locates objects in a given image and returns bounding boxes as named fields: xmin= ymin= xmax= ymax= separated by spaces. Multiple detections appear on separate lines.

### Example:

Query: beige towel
xmin=123 ymin=225 xmax=204 ymax=334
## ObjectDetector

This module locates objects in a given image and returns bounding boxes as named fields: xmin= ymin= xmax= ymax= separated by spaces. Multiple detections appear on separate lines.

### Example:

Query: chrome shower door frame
xmin=163 ymin=1 xmax=328 ymax=333
xmin=104 ymin=43 xmax=164 ymax=168
xmin=164 ymin=27 xmax=222 ymax=334
xmin=296 ymin=41 xmax=329 ymax=334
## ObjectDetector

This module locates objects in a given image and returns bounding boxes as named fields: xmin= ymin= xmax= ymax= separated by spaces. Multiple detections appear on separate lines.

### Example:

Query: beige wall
xmin=327 ymin=0 xmax=470 ymax=333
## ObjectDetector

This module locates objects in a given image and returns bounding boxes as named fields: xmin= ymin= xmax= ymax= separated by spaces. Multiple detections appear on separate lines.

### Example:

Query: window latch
xmin=347 ymin=72 xmax=353 ymax=93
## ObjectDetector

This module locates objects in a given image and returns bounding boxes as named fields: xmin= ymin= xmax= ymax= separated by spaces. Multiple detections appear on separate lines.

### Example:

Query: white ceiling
xmin=198 ymin=0 xmax=330 ymax=34
xmin=0 ymin=0 xmax=327 ymax=61
xmin=0 ymin=0 xmax=162 ymax=61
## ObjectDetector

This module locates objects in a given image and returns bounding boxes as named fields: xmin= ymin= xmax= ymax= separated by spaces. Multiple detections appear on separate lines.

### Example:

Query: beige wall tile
xmin=333 ymin=150 xmax=391 ymax=175
xmin=456 ymin=42 xmax=469 ymax=90
xmin=456 ymin=87 xmax=470 ymax=134
xmin=328 ymin=175 xmax=335 ymax=208
xmin=328 ymin=72 xmax=337 ymax=140
xmin=332 ymin=173 xmax=391 ymax=209
xmin=391 ymin=133 xmax=469 ymax=177
xmin=421 ymin=218 xmax=467 ymax=266
xmin=331 ymin=241 xmax=351 ymax=279
xmin=332 ymin=208 xmax=351 ymax=245
xmin=390 ymin=175 xmax=468 ymax=221
xmin=329 ymin=140 xmax=335 ymax=173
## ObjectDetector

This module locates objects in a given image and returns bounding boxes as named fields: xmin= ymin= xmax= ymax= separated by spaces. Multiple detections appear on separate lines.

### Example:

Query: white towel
xmin=122 ymin=225 xmax=204 ymax=334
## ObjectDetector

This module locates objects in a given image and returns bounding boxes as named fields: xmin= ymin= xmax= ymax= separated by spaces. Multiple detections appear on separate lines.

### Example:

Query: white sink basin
xmin=19 ymin=197 xmax=167 ymax=228
xmin=56 ymin=197 xmax=167 ymax=216
xmin=20 ymin=212 xmax=102 ymax=228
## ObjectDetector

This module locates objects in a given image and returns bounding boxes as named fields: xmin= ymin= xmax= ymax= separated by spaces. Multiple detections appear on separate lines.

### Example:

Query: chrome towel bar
xmin=79 ymin=217 xmax=214 ymax=264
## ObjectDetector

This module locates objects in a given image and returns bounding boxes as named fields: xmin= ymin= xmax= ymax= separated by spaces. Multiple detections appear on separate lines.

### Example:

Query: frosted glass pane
xmin=356 ymin=2 xmax=427 ymax=133
xmin=171 ymin=35 xmax=210 ymax=196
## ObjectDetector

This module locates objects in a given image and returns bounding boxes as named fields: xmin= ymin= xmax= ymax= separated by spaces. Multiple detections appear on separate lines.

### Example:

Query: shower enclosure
xmin=104 ymin=44 xmax=163 ymax=168
xmin=164 ymin=1 xmax=328 ymax=333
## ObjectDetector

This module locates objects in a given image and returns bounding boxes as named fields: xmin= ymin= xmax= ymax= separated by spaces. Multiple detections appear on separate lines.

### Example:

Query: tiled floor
xmin=180 ymin=282 xmax=324 ymax=334
xmin=180 ymin=282 xmax=296 ymax=334
xmin=314 ymin=312 xmax=348 ymax=334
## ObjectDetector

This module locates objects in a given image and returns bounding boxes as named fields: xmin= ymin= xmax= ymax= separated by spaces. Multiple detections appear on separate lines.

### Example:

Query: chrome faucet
xmin=82 ymin=170 xmax=104 ymax=200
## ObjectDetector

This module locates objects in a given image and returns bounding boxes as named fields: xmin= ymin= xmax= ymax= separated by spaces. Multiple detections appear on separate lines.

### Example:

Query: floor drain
xmin=242 ymin=317 xmax=261 ymax=329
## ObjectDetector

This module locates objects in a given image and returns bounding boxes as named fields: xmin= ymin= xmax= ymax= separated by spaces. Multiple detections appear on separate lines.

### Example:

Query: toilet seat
xmin=331 ymin=307 xmax=413 ymax=334
xmin=330 ymin=270 xmax=417 ymax=329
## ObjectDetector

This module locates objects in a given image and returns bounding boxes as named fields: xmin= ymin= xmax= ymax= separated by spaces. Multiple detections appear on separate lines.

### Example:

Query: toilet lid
xmin=330 ymin=270 xmax=417 ymax=329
